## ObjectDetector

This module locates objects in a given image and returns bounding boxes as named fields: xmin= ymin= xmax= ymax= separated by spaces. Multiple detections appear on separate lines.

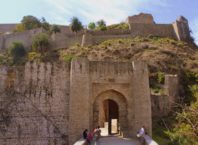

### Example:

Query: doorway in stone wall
xmin=103 ymin=99 xmax=119 ymax=135
xmin=93 ymin=90 xmax=128 ymax=136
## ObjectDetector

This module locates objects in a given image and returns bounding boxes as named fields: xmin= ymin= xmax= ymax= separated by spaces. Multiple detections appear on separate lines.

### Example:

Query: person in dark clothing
xmin=83 ymin=129 xmax=88 ymax=139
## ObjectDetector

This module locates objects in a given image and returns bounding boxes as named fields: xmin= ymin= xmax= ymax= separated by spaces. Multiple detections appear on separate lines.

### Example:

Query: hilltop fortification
xmin=0 ymin=13 xmax=191 ymax=51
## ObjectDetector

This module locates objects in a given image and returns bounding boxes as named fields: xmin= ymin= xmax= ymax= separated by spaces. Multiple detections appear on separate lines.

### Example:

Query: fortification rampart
xmin=0 ymin=58 xmax=179 ymax=145
xmin=129 ymin=23 xmax=176 ymax=38
xmin=0 ymin=24 xmax=17 ymax=33
xmin=0 ymin=28 xmax=43 ymax=50
xmin=0 ymin=13 xmax=191 ymax=50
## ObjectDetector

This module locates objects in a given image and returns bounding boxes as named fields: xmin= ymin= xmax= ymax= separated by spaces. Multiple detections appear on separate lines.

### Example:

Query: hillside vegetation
xmin=60 ymin=36 xmax=198 ymax=73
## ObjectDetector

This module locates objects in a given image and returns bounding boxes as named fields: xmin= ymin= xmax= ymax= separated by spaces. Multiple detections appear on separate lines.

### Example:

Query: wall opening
xmin=103 ymin=99 xmax=119 ymax=135
xmin=93 ymin=90 xmax=128 ymax=136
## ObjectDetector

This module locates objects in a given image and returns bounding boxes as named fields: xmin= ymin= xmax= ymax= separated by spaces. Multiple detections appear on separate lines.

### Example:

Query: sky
xmin=0 ymin=0 xmax=198 ymax=43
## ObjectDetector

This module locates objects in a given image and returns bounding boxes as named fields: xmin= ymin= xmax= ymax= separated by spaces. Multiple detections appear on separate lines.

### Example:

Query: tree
xmin=166 ymin=72 xmax=198 ymax=145
xmin=70 ymin=17 xmax=83 ymax=33
xmin=9 ymin=42 xmax=26 ymax=63
xmin=88 ymin=22 xmax=96 ymax=30
xmin=41 ymin=17 xmax=50 ymax=31
xmin=32 ymin=33 xmax=49 ymax=53
xmin=97 ymin=19 xmax=107 ymax=31
xmin=21 ymin=15 xmax=41 ymax=30
xmin=50 ymin=25 xmax=61 ymax=34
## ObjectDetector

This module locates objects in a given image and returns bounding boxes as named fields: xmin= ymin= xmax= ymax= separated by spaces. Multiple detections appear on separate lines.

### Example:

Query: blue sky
xmin=0 ymin=0 xmax=198 ymax=43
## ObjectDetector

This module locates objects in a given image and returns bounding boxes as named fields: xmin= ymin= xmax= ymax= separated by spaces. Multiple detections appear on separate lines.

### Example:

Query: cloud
xmin=44 ymin=0 xmax=169 ymax=25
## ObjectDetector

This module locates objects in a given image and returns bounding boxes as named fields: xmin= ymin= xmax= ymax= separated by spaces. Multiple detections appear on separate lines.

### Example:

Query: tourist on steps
xmin=137 ymin=126 xmax=146 ymax=145
xmin=86 ymin=130 xmax=94 ymax=145
xmin=94 ymin=126 xmax=101 ymax=140
xmin=83 ymin=129 xmax=88 ymax=139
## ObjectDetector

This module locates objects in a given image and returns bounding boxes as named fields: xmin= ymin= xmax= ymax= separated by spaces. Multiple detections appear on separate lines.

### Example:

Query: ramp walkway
xmin=96 ymin=136 xmax=141 ymax=145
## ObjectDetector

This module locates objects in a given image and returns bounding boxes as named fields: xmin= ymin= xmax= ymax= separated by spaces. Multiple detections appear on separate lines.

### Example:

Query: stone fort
xmin=0 ymin=58 xmax=178 ymax=145
xmin=0 ymin=13 xmax=190 ymax=51
xmin=0 ymin=13 xmax=180 ymax=145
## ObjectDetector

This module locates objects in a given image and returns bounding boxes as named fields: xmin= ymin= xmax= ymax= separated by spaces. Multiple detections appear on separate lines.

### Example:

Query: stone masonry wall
xmin=0 ymin=28 xmax=43 ymax=51
xmin=0 ymin=24 xmax=17 ymax=33
xmin=0 ymin=62 xmax=70 ymax=145
xmin=129 ymin=23 xmax=177 ymax=39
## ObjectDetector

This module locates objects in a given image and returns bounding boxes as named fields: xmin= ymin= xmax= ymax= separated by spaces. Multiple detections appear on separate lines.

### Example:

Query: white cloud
xmin=44 ymin=0 xmax=169 ymax=25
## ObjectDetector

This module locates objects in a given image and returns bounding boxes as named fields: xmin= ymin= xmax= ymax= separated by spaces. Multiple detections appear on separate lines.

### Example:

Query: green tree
xmin=166 ymin=72 xmax=198 ymax=145
xmin=50 ymin=25 xmax=61 ymax=34
xmin=97 ymin=19 xmax=107 ymax=31
xmin=32 ymin=33 xmax=49 ymax=53
xmin=88 ymin=22 xmax=96 ymax=30
xmin=41 ymin=17 xmax=50 ymax=31
xmin=9 ymin=42 xmax=26 ymax=63
xmin=70 ymin=17 xmax=83 ymax=33
xmin=21 ymin=15 xmax=41 ymax=30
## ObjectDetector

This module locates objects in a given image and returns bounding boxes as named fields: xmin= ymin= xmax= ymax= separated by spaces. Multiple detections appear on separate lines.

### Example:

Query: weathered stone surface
xmin=0 ymin=59 xmax=178 ymax=145
xmin=127 ymin=13 xmax=155 ymax=24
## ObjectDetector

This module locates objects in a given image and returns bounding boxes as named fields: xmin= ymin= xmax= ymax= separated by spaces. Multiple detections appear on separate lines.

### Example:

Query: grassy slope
xmin=60 ymin=36 xmax=198 ymax=73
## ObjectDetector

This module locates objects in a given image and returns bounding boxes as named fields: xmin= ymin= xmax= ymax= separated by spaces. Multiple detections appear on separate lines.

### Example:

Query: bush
xmin=28 ymin=52 xmax=41 ymax=62
xmin=88 ymin=22 xmax=96 ymax=30
xmin=32 ymin=33 xmax=49 ymax=53
xmin=96 ymin=20 xmax=107 ymax=31
xmin=157 ymin=72 xmax=165 ymax=84
xmin=107 ymin=22 xmax=129 ymax=30
xmin=63 ymin=55 xmax=75 ymax=62
xmin=8 ymin=42 xmax=26 ymax=64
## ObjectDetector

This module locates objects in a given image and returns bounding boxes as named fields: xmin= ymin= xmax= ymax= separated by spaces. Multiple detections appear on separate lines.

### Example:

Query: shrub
xmin=88 ymin=22 xmax=96 ymax=30
xmin=157 ymin=72 xmax=165 ymax=84
xmin=32 ymin=33 xmax=49 ymax=53
xmin=28 ymin=52 xmax=41 ymax=62
xmin=63 ymin=55 xmax=75 ymax=62
xmin=50 ymin=25 xmax=61 ymax=34
xmin=107 ymin=22 xmax=129 ymax=30
xmin=96 ymin=20 xmax=107 ymax=31
xmin=8 ymin=42 xmax=26 ymax=64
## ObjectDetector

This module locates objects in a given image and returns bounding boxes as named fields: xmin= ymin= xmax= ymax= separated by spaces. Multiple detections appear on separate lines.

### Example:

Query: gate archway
xmin=93 ymin=90 xmax=128 ymax=136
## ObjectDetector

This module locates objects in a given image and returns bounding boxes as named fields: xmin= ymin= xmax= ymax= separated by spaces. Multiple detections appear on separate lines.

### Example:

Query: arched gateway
xmin=68 ymin=58 xmax=152 ymax=145
xmin=93 ymin=90 xmax=128 ymax=136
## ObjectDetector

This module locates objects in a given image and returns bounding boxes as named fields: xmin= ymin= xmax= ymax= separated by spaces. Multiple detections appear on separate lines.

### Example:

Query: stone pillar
xmin=130 ymin=61 xmax=152 ymax=136
xmin=164 ymin=74 xmax=179 ymax=108
xmin=68 ymin=58 xmax=90 ymax=145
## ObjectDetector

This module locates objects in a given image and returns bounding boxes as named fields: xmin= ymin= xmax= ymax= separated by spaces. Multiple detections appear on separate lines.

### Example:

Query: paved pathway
xmin=97 ymin=136 xmax=141 ymax=145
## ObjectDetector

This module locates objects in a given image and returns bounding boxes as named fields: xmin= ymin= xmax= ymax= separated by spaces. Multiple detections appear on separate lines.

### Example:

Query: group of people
xmin=83 ymin=126 xmax=101 ymax=145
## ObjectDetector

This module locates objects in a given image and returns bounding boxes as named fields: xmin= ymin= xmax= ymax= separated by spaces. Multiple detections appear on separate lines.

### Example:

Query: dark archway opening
xmin=103 ymin=99 xmax=119 ymax=135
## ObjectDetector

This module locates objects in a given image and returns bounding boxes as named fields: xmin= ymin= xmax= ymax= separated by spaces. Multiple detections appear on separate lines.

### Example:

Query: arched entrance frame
xmin=93 ymin=89 xmax=128 ymax=136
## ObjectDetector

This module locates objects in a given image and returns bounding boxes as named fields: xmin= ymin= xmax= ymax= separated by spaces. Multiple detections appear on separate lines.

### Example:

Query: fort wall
xmin=0 ymin=24 xmax=17 ymax=33
xmin=129 ymin=23 xmax=177 ymax=38
xmin=0 ymin=14 xmax=191 ymax=50
xmin=0 ymin=59 xmax=179 ymax=145
xmin=0 ymin=62 xmax=70 ymax=145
